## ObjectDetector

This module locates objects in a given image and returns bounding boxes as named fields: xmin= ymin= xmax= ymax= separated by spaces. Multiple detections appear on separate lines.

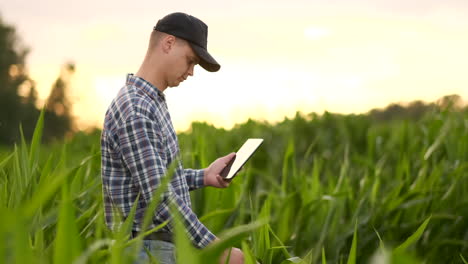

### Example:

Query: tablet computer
xmin=220 ymin=138 xmax=264 ymax=179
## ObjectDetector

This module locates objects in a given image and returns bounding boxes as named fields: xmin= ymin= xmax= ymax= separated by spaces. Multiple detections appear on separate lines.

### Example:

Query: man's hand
xmin=219 ymin=247 xmax=244 ymax=264
xmin=204 ymin=152 xmax=236 ymax=188
xmin=211 ymin=238 xmax=244 ymax=264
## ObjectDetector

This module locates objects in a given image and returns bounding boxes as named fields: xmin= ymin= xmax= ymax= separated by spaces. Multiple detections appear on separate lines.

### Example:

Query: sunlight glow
xmin=304 ymin=26 xmax=331 ymax=40
xmin=94 ymin=76 xmax=124 ymax=107
xmin=3 ymin=1 xmax=467 ymax=131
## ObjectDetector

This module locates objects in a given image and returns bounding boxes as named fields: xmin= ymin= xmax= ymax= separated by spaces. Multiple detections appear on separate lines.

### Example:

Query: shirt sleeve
xmin=184 ymin=169 xmax=205 ymax=191
xmin=118 ymin=116 xmax=216 ymax=248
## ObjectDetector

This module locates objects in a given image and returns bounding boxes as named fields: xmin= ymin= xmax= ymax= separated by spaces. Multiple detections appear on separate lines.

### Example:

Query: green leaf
xmin=53 ymin=172 xmax=82 ymax=264
xmin=170 ymin=203 xmax=200 ymax=264
xmin=118 ymin=193 xmax=140 ymax=239
xmin=280 ymin=257 xmax=302 ymax=264
xmin=0 ymin=153 xmax=14 ymax=171
xmin=74 ymin=239 xmax=114 ymax=264
xmin=394 ymin=216 xmax=431 ymax=254
xmin=140 ymin=160 xmax=177 ymax=234
xmin=460 ymin=253 xmax=468 ymax=264
xmin=256 ymin=196 xmax=271 ymax=262
xmin=281 ymin=139 xmax=295 ymax=193
xmin=29 ymin=107 xmax=45 ymax=170
xmin=127 ymin=160 xmax=177 ymax=258
xmin=201 ymin=220 xmax=267 ymax=261
xmin=373 ymin=227 xmax=385 ymax=252
xmin=322 ymin=247 xmax=327 ymax=264
xmin=241 ymin=241 xmax=256 ymax=264
xmin=23 ymin=165 xmax=78 ymax=218
xmin=268 ymin=225 xmax=292 ymax=259
xmin=347 ymin=221 xmax=358 ymax=264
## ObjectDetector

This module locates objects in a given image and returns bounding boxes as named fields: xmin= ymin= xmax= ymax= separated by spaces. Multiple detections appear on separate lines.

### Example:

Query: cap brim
xmin=189 ymin=43 xmax=220 ymax=72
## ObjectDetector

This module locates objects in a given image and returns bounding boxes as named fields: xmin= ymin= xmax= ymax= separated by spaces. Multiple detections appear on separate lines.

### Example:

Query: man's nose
xmin=188 ymin=65 xmax=194 ymax=76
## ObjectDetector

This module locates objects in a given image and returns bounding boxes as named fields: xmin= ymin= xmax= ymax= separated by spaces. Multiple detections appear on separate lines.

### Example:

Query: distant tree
xmin=0 ymin=14 xmax=75 ymax=145
xmin=368 ymin=95 xmax=464 ymax=122
xmin=0 ymin=14 xmax=40 ymax=144
xmin=406 ymin=100 xmax=434 ymax=120
xmin=44 ymin=62 xmax=76 ymax=141
xmin=437 ymin=94 xmax=463 ymax=111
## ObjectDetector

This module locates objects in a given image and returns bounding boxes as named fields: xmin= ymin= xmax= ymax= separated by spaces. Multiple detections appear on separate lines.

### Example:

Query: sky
xmin=1 ymin=0 xmax=467 ymax=131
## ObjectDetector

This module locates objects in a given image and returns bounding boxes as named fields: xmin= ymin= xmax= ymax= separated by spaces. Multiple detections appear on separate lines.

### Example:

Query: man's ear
xmin=161 ymin=35 xmax=176 ymax=54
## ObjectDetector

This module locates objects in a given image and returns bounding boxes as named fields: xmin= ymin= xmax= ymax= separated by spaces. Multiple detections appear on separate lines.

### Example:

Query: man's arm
xmin=184 ymin=168 xmax=205 ymax=191
xmin=185 ymin=152 xmax=236 ymax=191
xmin=119 ymin=116 xmax=216 ymax=248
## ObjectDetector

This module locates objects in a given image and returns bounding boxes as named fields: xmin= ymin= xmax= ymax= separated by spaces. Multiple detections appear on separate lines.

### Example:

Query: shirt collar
xmin=126 ymin=73 xmax=165 ymax=101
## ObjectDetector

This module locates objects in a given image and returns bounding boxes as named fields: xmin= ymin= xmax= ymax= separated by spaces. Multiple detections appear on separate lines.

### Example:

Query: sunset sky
xmin=1 ymin=0 xmax=467 ymax=131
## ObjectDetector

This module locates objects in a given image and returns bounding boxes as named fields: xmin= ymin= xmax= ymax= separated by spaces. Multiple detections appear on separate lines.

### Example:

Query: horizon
xmin=1 ymin=0 xmax=468 ymax=132
xmin=76 ymin=94 xmax=466 ymax=134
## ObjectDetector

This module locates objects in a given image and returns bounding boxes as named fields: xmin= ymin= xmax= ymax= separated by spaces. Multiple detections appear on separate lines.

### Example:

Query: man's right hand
xmin=204 ymin=152 xmax=236 ymax=188
xmin=219 ymin=247 xmax=244 ymax=264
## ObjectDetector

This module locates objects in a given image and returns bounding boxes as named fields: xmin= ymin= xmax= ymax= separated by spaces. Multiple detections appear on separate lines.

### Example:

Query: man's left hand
xmin=204 ymin=152 xmax=236 ymax=188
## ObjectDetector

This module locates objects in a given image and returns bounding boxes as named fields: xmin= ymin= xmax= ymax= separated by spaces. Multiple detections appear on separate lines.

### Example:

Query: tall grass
xmin=0 ymin=108 xmax=466 ymax=263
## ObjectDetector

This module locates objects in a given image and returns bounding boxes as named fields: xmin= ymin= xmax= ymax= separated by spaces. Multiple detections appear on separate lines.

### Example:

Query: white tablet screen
xmin=221 ymin=138 xmax=263 ymax=179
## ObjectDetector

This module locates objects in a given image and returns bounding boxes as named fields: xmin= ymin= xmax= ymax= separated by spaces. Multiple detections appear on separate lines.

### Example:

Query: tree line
xmin=0 ymin=14 xmax=74 ymax=145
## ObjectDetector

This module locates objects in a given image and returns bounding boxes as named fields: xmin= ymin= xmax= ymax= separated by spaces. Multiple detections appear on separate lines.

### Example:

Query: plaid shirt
xmin=101 ymin=74 xmax=216 ymax=248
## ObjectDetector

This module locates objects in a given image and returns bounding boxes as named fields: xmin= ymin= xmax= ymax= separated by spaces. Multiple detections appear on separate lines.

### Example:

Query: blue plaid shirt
xmin=101 ymin=74 xmax=216 ymax=248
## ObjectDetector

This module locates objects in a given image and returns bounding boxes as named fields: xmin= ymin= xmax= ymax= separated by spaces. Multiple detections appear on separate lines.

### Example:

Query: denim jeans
xmin=134 ymin=240 xmax=176 ymax=264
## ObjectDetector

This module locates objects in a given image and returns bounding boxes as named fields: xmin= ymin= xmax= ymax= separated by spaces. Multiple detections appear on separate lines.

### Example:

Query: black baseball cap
xmin=154 ymin=12 xmax=220 ymax=72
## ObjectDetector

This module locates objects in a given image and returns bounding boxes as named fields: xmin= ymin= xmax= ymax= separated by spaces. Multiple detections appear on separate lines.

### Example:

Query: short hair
xmin=149 ymin=30 xmax=188 ymax=51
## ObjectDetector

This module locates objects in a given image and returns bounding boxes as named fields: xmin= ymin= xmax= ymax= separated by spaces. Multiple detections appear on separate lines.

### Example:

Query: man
xmin=101 ymin=12 xmax=244 ymax=264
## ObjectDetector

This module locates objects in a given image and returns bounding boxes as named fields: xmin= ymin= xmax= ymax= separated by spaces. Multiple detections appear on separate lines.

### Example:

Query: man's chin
xmin=168 ymin=82 xmax=181 ymax=88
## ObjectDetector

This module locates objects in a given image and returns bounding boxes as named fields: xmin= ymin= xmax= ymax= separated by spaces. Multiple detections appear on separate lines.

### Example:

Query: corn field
xmin=0 ymin=108 xmax=467 ymax=263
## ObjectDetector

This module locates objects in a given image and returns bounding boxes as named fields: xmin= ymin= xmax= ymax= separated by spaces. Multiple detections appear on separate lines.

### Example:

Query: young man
xmin=101 ymin=12 xmax=244 ymax=264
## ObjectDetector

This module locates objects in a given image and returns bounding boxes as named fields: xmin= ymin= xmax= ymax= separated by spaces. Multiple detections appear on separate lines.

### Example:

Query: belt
xmin=132 ymin=231 xmax=173 ymax=243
